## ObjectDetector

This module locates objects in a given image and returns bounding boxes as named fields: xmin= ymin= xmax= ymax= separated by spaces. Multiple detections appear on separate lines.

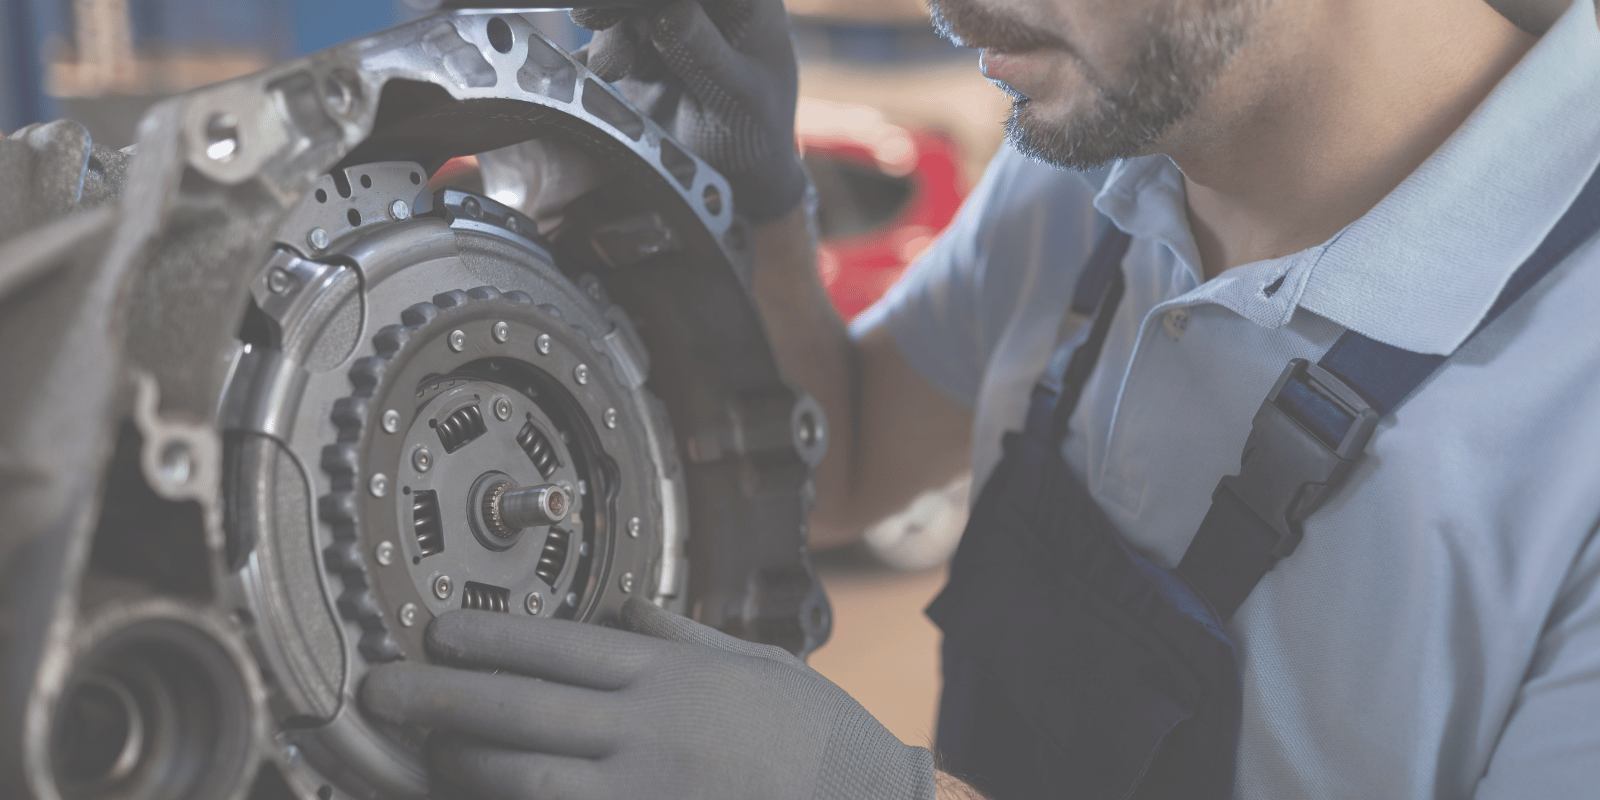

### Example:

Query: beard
xmin=930 ymin=0 xmax=1270 ymax=170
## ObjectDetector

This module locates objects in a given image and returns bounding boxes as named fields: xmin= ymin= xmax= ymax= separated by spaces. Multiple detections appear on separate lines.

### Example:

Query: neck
xmin=1169 ymin=0 xmax=1539 ymax=281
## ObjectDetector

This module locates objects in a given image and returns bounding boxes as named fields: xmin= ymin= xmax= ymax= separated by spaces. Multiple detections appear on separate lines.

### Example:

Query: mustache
xmin=926 ymin=0 xmax=1074 ymax=53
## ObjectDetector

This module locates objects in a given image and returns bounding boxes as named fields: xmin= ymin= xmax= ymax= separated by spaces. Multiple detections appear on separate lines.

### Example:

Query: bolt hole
xmin=702 ymin=183 xmax=723 ymax=216
xmin=487 ymin=17 xmax=514 ymax=54
xmin=203 ymin=113 xmax=240 ymax=162
xmin=331 ymin=170 xmax=352 ymax=199
xmin=315 ymin=188 xmax=327 ymax=203
xmin=402 ymin=486 xmax=410 ymax=495
xmin=360 ymin=174 xmax=372 ymax=189
xmin=158 ymin=441 xmax=194 ymax=486
xmin=410 ymin=171 xmax=421 ymax=185
xmin=809 ymin=605 xmax=826 ymax=629
xmin=319 ymin=786 xmax=333 ymax=800
xmin=797 ymin=412 xmax=820 ymax=448
xmin=347 ymin=208 xmax=361 ymax=227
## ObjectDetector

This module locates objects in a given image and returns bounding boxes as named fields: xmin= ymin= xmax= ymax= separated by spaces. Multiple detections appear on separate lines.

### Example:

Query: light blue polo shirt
xmin=858 ymin=0 xmax=1600 ymax=796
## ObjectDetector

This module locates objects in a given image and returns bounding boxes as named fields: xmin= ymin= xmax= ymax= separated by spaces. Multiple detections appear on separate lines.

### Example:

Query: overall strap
xmin=1023 ymin=224 xmax=1133 ymax=440
xmin=1178 ymin=163 xmax=1600 ymax=619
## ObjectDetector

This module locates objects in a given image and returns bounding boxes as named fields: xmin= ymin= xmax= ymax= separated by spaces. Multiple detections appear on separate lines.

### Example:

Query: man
xmin=361 ymin=0 xmax=1600 ymax=797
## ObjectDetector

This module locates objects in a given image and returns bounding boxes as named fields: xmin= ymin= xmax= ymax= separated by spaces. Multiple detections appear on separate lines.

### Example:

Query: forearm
xmin=749 ymin=196 xmax=865 ymax=548
xmin=935 ymin=771 xmax=990 ymax=800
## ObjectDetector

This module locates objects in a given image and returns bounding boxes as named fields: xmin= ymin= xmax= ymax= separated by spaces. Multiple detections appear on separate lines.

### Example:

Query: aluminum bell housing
xmin=0 ymin=10 xmax=831 ymax=800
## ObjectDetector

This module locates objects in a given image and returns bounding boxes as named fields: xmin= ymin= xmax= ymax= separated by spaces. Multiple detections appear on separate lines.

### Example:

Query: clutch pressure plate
xmin=0 ymin=11 xmax=830 ymax=800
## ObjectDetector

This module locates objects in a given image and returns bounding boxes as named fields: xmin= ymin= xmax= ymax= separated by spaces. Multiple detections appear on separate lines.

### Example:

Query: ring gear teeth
xmin=319 ymin=285 xmax=532 ymax=663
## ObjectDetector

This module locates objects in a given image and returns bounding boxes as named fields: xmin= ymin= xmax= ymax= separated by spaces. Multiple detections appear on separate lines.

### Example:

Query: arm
xmin=751 ymin=202 xmax=974 ymax=548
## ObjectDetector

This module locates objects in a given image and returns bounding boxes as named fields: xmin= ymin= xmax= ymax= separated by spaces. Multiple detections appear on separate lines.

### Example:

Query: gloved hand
xmin=572 ymin=0 xmax=807 ymax=223
xmin=360 ymin=599 xmax=936 ymax=800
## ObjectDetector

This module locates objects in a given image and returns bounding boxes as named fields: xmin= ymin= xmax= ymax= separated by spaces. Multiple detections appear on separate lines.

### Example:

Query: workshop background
xmin=0 ymin=0 xmax=1006 ymax=748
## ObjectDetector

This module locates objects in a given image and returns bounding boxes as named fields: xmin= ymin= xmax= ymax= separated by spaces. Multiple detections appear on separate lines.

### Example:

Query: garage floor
xmin=806 ymin=547 xmax=949 ymax=748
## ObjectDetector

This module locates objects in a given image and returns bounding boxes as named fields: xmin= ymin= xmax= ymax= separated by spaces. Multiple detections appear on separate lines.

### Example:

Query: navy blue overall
xmin=928 ymin=165 xmax=1600 ymax=800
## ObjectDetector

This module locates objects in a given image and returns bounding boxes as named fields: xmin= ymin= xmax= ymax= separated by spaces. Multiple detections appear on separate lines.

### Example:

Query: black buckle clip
xmin=1216 ymin=359 xmax=1379 ymax=558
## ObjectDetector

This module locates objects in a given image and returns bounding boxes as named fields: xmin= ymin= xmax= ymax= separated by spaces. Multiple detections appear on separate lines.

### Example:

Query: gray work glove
xmin=572 ymin=0 xmax=807 ymax=223
xmin=360 ymin=599 xmax=936 ymax=800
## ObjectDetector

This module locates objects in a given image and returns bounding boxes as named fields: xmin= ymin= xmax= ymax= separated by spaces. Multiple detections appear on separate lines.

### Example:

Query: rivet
xmin=307 ymin=227 xmax=330 ymax=251
xmin=574 ymin=364 xmax=589 ymax=385
xmin=579 ymin=540 xmax=590 ymax=557
xmin=494 ymin=397 xmax=513 ymax=421
xmin=493 ymin=321 xmax=510 ymax=343
xmin=627 ymin=517 xmax=641 ymax=538
xmin=619 ymin=572 xmax=635 ymax=594
xmin=389 ymin=199 xmax=411 ymax=221
xmin=524 ymin=592 xmax=543 ymax=615
xmin=564 ymin=592 xmax=578 ymax=607
xmin=449 ymin=329 xmax=466 ymax=352
xmin=375 ymin=540 xmax=395 ymax=566
xmin=412 ymin=446 xmax=432 ymax=473
xmin=382 ymin=409 xmax=400 ymax=433
xmin=433 ymin=575 xmax=453 ymax=600
xmin=369 ymin=472 xmax=388 ymax=498
xmin=398 ymin=603 xmax=418 ymax=627
xmin=603 ymin=408 xmax=617 ymax=429
xmin=267 ymin=267 xmax=293 ymax=294
xmin=536 ymin=334 xmax=552 ymax=355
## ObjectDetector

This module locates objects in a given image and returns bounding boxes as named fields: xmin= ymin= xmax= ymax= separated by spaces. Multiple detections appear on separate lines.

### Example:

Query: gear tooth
xmin=318 ymin=490 xmax=358 ymax=525
xmin=432 ymin=289 xmax=470 ymax=310
xmin=504 ymin=290 xmax=533 ymax=305
xmin=332 ymin=397 xmax=368 ymax=438
xmin=338 ymin=587 xmax=383 ymax=624
xmin=373 ymin=324 xmax=411 ymax=357
xmin=360 ymin=632 xmax=406 ymax=663
xmin=466 ymin=286 xmax=502 ymax=302
xmin=324 ymin=539 xmax=365 ymax=571
xmin=321 ymin=443 xmax=359 ymax=481
xmin=348 ymin=358 xmax=385 ymax=395
xmin=401 ymin=301 xmax=440 ymax=328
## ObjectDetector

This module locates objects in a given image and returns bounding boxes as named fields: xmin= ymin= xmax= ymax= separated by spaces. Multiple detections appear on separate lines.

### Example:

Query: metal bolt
xmin=433 ymin=575 xmax=453 ymax=600
xmin=369 ymin=472 xmax=388 ymax=498
xmin=375 ymin=540 xmax=395 ymax=566
xmin=493 ymin=321 xmax=510 ymax=343
xmin=267 ymin=267 xmax=293 ymax=294
xmin=389 ymin=199 xmax=412 ymax=221
xmin=382 ymin=409 xmax=401 ymax=433
xmin=493 ymin=397 xmax=513 ymax=421
xmin=412 ymin=446 xmax=433 ymax=473
xmin=574 ymin=364 xmax=589 ymax=385
xmin=619 ymin=572 xmax=635 ymax=594
xmin=565 ymin=592 xmax=578 ymax=607
xmin=461 ymin=196 xmax=482 ymax=219
xmin=398 ymin=603 xmax=418 ymax=627
xmin=308 ymin=227 xmax=330 ymax=251
xmin=536 ymin=334 xmax=552 ymax=355
xmin=579 ymin=540 xmax=590 ymax=557
xmin=449 ymin=329 xmax=466 ymax=352
xmin=524 ymin=592 xmax=543 ymax=615
xmin=603 ymin=408 xmax=617 ymax=429
xmin=627 ymin=517 xmax=641 ymax=538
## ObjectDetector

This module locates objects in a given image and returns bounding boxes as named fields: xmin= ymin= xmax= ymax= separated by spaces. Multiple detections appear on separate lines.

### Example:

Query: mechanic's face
xmin=929 ymin=0 xmax=1272 ymax=169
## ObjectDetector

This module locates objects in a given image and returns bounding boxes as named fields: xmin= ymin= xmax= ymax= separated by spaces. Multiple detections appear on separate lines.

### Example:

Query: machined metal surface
xmin=0 ymin=10 xmax=830 ymax=800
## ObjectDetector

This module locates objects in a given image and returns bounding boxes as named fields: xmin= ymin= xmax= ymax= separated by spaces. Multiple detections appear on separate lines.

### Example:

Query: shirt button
xmin=1162 ymin=308 xmax=1190 ymax=340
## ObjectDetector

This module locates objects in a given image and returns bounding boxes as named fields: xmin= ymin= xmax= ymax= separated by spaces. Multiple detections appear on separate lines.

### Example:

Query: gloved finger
xmin=425 ymin=610 xmax=659 ymax=689
xmin=648 ymin=0 xmax=764 ymax=110
xmin=620 ymin=597 xmax=799 ymax=664
xmin=584 ymin=18 xmax=648 ymax=82
xmin=428 ymin=732 xmax=607 ymax=800
xmin=361 ymin=663 xmax=620 ymax=758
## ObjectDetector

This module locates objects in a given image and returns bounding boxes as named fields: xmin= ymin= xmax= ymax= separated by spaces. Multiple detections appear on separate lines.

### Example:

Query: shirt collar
xmin=1095 ymin=0 xmax=1600 ymax=356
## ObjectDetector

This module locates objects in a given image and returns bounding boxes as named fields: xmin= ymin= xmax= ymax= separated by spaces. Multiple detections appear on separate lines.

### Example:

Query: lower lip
xmin=980 ymin=49 xmax=1040 ymax=86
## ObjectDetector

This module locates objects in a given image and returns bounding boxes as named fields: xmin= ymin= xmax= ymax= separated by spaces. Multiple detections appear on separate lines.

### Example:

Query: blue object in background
xmin=290 ymin=0 xmax=402 ymax=56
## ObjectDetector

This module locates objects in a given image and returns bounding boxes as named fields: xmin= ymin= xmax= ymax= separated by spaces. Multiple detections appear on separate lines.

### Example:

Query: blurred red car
xmin=798 ymin=98 xmax=968 ymax=320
